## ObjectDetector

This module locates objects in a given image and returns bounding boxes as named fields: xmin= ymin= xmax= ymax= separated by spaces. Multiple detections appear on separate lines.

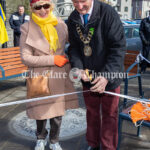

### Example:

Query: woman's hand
xmin=54 ymin=55 xmax=69 ymax=67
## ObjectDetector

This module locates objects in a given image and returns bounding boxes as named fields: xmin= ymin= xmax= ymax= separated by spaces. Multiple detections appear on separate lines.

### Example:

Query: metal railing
xmin=52 ymin=1 xmax=74 ymax=19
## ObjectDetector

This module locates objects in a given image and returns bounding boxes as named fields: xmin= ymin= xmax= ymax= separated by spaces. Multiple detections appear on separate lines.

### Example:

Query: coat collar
xmin=69 ymin=0 xmax=100 ymax=25
xmin=26 ymin=19 xmax=50 ymax=54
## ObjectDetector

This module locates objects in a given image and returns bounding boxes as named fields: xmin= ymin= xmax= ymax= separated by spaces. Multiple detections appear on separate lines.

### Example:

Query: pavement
xmin=0 ymin=69 xmax=150 ymax=150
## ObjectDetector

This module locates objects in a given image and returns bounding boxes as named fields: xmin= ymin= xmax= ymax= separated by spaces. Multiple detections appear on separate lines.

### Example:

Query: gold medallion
xmin=84 ymin=45 xmax=92 ymax=56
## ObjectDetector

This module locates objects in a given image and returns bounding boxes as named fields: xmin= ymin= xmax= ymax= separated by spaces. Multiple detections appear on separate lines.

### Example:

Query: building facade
xmin=132 ymin=0 xmax=150 ymax=19
xmin=117 ymin=0 xmax=132 ymax=19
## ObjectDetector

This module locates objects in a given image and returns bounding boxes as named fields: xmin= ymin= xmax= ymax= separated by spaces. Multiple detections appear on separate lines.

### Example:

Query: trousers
xmin=83 ymin=86 xmax=120 ymax=150
xmin=141 ymin=44 xmax=150 ymax=72
xmin=14 ymin=33 xmax=20 ymax=47
xmin=36 ymin=116 xmax=62 ymax=144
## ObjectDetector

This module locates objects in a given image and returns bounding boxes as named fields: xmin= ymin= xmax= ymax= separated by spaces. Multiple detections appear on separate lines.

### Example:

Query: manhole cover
xmin=9 ymin=108 xmax=86 ymax=141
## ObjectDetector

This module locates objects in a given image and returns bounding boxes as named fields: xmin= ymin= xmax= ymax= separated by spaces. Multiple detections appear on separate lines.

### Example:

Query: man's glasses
xmin=34 ymin=4 xmax=51 ymax=10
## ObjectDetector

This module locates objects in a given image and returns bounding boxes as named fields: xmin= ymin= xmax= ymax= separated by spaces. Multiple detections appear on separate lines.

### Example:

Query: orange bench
xmin=124 ymin=50 xmax=140 ymax=76
xmin=0 ymin=47 xmax=28 ymax=80
xmin=118 ymin=51 xmax=144 ymax=149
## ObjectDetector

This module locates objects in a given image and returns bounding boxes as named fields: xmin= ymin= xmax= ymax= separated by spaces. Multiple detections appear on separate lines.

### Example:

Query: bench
xmin=117 ymin=50 xmax=144 ymax=150
xmin=124 ymin=50 xmax=140 ymax=76
xmin=0 ymin=47 xmax=28 ymax=81
xmin=123 ymin=50 xmax=143 ymax=106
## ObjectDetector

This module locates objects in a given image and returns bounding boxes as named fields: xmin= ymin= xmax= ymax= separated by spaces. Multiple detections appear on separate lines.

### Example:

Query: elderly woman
xmin=20 ymin=0 xmax=78 ymax=150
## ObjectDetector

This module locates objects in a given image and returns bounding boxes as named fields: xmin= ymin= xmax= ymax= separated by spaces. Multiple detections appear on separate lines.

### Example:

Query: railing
xmin=52 ymin=0 xmax=74 ymax=20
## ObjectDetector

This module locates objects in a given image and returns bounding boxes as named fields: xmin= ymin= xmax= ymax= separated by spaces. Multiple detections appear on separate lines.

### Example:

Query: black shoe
xmin=86 ymin=146 xmax=100 ymax=150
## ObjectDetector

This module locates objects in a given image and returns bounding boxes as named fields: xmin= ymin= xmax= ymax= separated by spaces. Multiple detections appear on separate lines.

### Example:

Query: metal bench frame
xmin=117 ymin=50 xmax=144 ymax=150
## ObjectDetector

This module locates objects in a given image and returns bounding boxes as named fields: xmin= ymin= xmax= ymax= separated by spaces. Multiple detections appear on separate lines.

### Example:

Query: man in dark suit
xmin=67 ymin=0 xmax=126 ymax=149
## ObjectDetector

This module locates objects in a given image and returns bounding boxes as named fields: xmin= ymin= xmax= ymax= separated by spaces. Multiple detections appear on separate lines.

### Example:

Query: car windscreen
xmin=124 ymin=27 xmax=131 ymax=38
xmin=132 ymin=27 xmax=139 ymax=38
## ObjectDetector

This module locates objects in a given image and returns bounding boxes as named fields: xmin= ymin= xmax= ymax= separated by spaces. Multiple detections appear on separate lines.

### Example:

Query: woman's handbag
xmin=27 ymin=73 xmax=50 ymax=98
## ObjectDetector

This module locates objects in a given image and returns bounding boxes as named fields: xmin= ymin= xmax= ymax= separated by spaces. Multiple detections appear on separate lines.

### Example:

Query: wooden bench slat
xmin=0 ymin=57 xmax=21 ymax=64
xmin=124 ymin=50 xmax=139 ymax=74
xmin=126 ymin=50 xmax=139 ymax=54
xmin=0 ymin=66 xmax=28 ymax=78
xmin=0 ymin=54 xmax=21 ymax=60
xmin=0 ymin=61 xmax=23 ymax=67
xmin=125 ymin=66 xmax=137 ymax=73
xmin=3 ymin=64 xmax=26 ymax=70
xmin=128 ymin=73 xmax=137 ymax=76
xmin=0 ymin=47 xmax=20 ymax=52
xmin=0 ymin=47 xmax=28 ymax=80
xmin=0 ymin=50 xmax=20 ymax=56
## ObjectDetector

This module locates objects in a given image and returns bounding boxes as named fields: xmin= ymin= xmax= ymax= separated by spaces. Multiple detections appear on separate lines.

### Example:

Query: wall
xmin=142 ymin=0 xmax=150 ymax=18
xmin=119 ymin=0 xmax=132 ymax=19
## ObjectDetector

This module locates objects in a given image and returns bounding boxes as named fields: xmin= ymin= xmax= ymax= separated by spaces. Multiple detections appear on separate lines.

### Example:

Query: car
xmin=121 ymin=19 xmax=137 ymax=25
xmin=125 ymin=20 xmax=137 ymax=25
xmin=133 ymin=19 xmax=142 ymax=24
xmin=121 ymin=20 xmax=129 ymax=25
xmin=124 ymin=24 xmax=142 ymax=52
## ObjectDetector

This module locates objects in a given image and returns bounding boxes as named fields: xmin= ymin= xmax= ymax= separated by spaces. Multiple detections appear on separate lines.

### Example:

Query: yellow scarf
xmin=32 ymin=12 xmax=59 ymax=52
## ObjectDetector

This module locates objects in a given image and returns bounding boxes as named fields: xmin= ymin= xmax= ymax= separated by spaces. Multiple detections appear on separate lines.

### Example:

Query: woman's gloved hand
xmin=54 ymin=55 xmax=69 ymax=67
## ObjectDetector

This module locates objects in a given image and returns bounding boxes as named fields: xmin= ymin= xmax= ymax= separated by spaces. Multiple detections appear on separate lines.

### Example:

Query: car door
xmin=125 ymin=26 xmax=136 ymax=50
xmin=125 ymin=25 xmax=142 ymax=52
xmin=131 ymin=26 xmax=142 ymax=52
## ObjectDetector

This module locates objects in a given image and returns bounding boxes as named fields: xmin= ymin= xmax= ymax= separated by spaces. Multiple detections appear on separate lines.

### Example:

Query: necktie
xmin=83 ymin=14 xmax=89 ymax=25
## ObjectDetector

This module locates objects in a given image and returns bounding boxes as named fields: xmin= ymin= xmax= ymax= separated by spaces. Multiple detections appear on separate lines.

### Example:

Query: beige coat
xmin=20 ymin=18 xmax=78 ymax=120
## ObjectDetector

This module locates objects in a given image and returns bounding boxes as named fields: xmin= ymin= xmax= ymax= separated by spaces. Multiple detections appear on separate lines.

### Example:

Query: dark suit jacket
xmin=67 ymin=0 xmax=126 ymax=90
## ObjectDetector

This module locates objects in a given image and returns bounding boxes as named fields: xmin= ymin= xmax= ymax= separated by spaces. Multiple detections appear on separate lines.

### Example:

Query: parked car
xmin=121 ymin=20 xmax=129 ymax=25
xmin=121 ymin=19 xmax=137 ymax=25
xmin=124 ymin=24 xmax=142 ymax=52
xmin=133 ymin=19 xmax=142 ymax=24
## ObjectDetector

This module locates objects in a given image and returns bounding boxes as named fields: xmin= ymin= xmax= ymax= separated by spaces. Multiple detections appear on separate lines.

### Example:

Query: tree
xmin=22 ymin=0 xmax=30 ymax=15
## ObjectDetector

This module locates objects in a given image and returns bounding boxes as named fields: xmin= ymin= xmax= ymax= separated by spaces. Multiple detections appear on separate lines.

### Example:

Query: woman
xmin=20 ymin=0 xmax=78 ymax=150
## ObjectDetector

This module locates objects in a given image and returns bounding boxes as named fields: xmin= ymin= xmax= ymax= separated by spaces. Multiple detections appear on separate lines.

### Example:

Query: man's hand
xmin=76 ymin=69 xmax=90 ymax=82
xmin=90 ymin=76 xmax=108 ymax=93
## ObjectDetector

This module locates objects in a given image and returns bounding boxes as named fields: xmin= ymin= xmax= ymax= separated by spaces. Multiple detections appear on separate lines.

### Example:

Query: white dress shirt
xmin=80 ymin=0 xmax=94 ymax=25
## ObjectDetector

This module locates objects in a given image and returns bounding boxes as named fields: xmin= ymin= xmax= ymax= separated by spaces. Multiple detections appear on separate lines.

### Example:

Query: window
xmin=124 ymin=7 xmax=128 ymax=12
xmin=117 ymin=6 xmax=121 ymax=12
xmin=136 ymin=1 xmax=139 ymax=7
xmin=124 ymin=28 xmax=131 ymax=38
xmin=132 ymin=27 xmax=139 ymax=38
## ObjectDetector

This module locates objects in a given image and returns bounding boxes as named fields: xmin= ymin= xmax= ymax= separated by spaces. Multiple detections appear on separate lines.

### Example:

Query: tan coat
xmin=20 ymin=18 xmax=78 ymax=120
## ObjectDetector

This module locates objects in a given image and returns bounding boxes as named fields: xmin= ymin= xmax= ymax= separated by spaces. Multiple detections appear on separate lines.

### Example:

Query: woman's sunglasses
xmin=34 ymin=4 xmax=50 ymax=10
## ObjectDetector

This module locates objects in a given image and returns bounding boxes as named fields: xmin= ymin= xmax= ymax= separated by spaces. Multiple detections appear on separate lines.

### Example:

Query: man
xmin=67 ymin=0 xmax=126 ymax=150
xmin=139 ymin=10 xmax=150 ymax=73
xmin=9 ymin=5 xmax=30 ymax=47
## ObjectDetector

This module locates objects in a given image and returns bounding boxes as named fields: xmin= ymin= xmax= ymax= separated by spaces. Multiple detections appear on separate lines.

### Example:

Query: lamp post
xmin=0 ymin=0 xmax=7 ymax=48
